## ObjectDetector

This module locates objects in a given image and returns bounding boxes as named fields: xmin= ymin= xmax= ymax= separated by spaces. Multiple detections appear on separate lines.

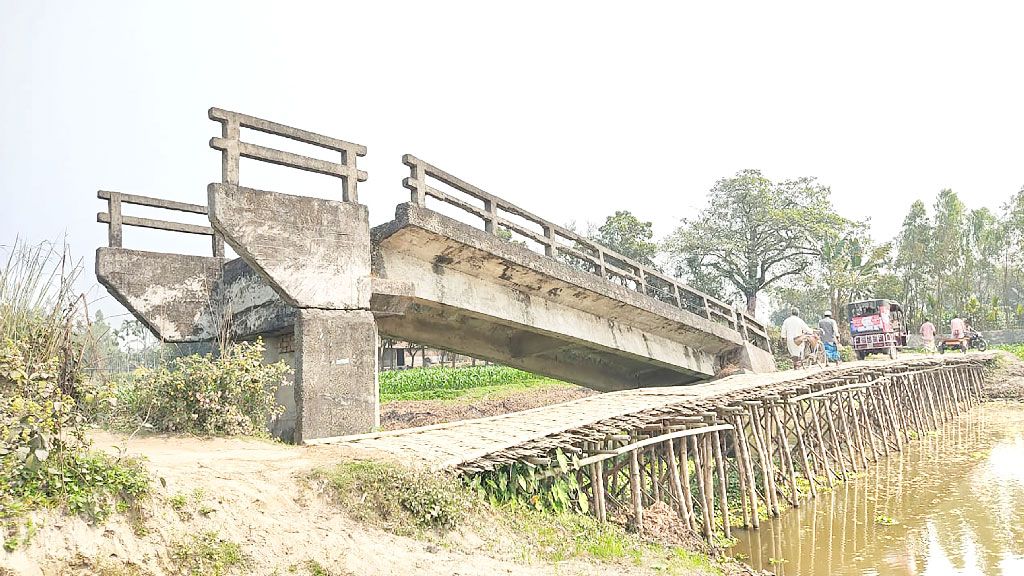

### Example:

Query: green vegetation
xmin=379 ymin=365 xmax=567 ymax=402
xmin=1 ymin=239 xmax=149 ymax=540
xmin=171 ymin=531 xmax=248 ymax=576
xmin=104 ymin=339 xmax=290 ymax=436
xmin=997 ymin=343 xmax=1024 ymax=360
xmin=468 ymin=450 xmax=590 ymax=514
xmin=314 ymin=458 xmax=722 ymax=574
xmin=313 ymin=460 xmax=471 ymax=534
xmin=875 ymin=514 xmax=899 ymax=526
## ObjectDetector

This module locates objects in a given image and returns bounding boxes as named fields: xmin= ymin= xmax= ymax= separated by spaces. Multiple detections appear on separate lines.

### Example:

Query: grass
xmin=379 ymin=365 xmax=571 ymax=403
xmin=313 ymin=459 xmax=724 ymax=575
xmin=312 ymin=461 xmax=471 ymax=535
xmin=170 ymin=531 xmax=248 ymax=576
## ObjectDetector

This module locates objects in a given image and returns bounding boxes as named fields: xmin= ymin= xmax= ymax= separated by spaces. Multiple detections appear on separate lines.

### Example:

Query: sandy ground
xmin=380 ymin=385 xmax=597 ymax=431
xmin=3 ymin=432 xmax=717 ymax=576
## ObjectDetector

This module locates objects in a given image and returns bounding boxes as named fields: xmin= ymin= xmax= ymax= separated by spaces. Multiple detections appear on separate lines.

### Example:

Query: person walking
xmin=919 ymin=318 xmax=937 ymax=353
xmin=818 ymin=311 xmax=841 ymax=366
xmin=781 ymin=307 xmax=811 ymax=369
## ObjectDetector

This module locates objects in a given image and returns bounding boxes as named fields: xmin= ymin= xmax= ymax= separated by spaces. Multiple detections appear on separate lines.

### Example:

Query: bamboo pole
xmin=629 ymin=448 xmax=643 ymax=533
xmin=786 ymin=398 xmax=817 ymax=497
xmin=665 ymin=438 xmax=690 ymax=530
xmin=711 ymin=427 xmax=731 ymax=538
xmin=770 ymin=400 xmax=800 ymax=506
xmin=677 ymin=438 xmax=696 ymax=530
xmin=747 ymin=402 xmax=779 ymax=516
xmin=731 ymin=412 xmax=760 ymax=529
xmin=690 ymin=434 xmax=714 ymax=536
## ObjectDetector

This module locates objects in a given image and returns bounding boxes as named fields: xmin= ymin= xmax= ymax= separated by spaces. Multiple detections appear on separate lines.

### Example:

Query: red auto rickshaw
xmin=847 ymin=299 xmax=908 ymax=360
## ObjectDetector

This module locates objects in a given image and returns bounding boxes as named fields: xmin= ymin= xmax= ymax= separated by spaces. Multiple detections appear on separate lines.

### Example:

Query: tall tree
xmin=664 ymin=169 xmax=845 ymax=315
xmin=592 ymin=210 xmax=659 ymax=267
xmin=930 ymin=189 xmax=969 ymax=314
xmin=894 ymin=200 xmax=932 ymax=322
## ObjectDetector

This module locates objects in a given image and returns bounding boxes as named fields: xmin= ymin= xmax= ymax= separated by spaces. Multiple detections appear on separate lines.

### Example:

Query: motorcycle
xmin=966 ymin=327 xmax=988 ymax=351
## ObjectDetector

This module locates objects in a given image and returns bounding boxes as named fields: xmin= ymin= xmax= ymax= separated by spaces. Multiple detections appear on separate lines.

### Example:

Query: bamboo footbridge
xmin=316 ymin=353 xmax=994 ymax=537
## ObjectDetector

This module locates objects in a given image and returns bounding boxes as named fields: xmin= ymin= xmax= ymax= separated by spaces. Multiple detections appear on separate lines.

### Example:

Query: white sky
xmin=2 ymin=1 xmax=1022 ymax=322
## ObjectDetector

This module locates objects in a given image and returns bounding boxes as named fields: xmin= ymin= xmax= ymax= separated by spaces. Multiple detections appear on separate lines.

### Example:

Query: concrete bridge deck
xmin=95 ymin=107 xmax=775 ymax=442
xmin=317 ymin=354 xmax=993 ymax=472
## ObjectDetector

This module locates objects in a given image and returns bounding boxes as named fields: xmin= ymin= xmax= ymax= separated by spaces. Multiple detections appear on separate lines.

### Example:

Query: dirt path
xmin=5 ymin=432 xmax=712 ymax=576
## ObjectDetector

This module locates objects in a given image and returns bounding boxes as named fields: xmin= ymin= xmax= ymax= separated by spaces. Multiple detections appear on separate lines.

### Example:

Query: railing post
xmin=702 ymin=296 xmax=711 ymax=319
xmin=342 ymin=149 xmax=357 ymax=204
xmin=402 ymin=154 xmax=427 ymax=206
xmin=212 ymin=234 xmax=225 ymax=258
xmin=672 ymin=283 xmax=682 ymax=309
xmin=107 ymin=192 xmax=122 ymax=248
xmin=220 ymin=116 xmax=240 ymax=186
xmin=638 ymin=269 xmax=647 ymax=295
xmin=484 ymin=199 xmax=497 ymax=235
xmin=598 ymin=250 xmax=608 ymax=279
xmin=543 ymin=225 xmax=555 ymax=257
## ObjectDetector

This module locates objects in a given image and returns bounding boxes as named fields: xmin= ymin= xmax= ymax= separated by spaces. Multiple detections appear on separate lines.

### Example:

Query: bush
xmin=114 ymin=339 xmax=290 ymax=437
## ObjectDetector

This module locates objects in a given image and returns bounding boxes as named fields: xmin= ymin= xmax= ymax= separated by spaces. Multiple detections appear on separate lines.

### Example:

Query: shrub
xmin=116 ymin=339 xmax=289 ymax=437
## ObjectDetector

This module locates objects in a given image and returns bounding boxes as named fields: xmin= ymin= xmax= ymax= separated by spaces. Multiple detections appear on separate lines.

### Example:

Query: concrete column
xmin=294 ymin=309 xmax=379 ymax=442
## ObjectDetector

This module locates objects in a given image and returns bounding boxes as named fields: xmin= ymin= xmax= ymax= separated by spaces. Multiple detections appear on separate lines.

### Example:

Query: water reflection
xmin=730 ymin=404 xmax=1024 ymax=575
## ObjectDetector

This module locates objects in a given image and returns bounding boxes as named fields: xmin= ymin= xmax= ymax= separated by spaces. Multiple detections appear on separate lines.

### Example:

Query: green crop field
xmin=997 ymin=343 xmax=1024 ymax=360
xmin=379 ymin=365 xmax=568 ymax=403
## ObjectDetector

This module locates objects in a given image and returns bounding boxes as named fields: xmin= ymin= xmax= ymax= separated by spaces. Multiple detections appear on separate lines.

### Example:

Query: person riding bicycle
xmin=818 ymin=311 xmax=841 ymax=366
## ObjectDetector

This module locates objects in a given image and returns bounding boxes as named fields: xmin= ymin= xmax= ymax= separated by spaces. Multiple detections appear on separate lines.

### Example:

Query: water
xmin=729 ymin=403 xmax=1024 ymax=575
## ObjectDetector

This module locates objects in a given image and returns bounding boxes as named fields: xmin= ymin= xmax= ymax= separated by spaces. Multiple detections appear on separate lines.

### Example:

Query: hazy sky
xmin=2 ymin=1 xmax=1022 ymax=322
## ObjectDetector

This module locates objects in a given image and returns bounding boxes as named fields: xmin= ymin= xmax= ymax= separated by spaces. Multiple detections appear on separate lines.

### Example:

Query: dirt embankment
xmin=4 ymin=432 xmax=723 ymax=576
xmin=983 ymin=352 xmax=1024 ymax=401
xmin=380 ymin=385 xmax=597 ymax=431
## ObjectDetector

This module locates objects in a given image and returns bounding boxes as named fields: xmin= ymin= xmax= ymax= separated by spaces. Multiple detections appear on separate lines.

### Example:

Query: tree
xmin=664 ymin=169 xmax=845 ymax=315
xmin=817 ymin=233 xmax=891 ymax=325
xmin=592 ymin=210 xmax=659 ymax=267
xmin=893 ymin=200 xmax=932 ymax=323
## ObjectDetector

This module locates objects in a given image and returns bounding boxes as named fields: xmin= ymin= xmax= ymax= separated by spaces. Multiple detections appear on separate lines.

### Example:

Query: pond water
xmin=729 ymin=403 xmax=1024 ymax=575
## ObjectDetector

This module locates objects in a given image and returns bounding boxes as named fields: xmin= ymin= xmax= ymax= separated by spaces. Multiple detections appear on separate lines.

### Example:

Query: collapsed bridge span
xmin=95 ymin=107 xmax=775 ymax=442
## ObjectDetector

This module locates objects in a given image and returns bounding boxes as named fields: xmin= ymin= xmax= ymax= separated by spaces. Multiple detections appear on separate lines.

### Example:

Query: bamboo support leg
xmin=711 ymin=430 xmax=731 ymax=538
xmin=630 ymin=449 xmax=643 ymax=533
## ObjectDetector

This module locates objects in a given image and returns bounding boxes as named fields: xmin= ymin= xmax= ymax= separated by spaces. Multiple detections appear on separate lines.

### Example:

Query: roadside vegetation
xmin=379 ymin=365 xmax=571 ymax=403
xmin=997 ymin=343 xmax=1024 ymax=360
xmin=0 ymin=240 xmax=150 ymax=547
xmin=313 ymin=458 xmax=727 ymax=575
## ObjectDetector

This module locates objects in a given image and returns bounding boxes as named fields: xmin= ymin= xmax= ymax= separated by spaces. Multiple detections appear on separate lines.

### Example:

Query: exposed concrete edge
xmin=371 ymin=202 xmax=746 ymax=348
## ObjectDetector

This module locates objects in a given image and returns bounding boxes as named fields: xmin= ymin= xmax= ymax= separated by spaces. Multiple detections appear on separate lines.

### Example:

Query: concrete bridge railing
xmin=402 ymin=154 xmax=770 ymax=351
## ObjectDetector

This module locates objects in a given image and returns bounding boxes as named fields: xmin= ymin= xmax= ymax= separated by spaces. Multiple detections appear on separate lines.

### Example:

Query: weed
xmin=314 ymin=461 xmax=470 ymax=534
xmin=875 ymin=514 xmax=899 ymax=526
xmin=170 ymin=531 xmax=248 ymax=576
xmin=304 ymin=559 xmax=352 ymax=576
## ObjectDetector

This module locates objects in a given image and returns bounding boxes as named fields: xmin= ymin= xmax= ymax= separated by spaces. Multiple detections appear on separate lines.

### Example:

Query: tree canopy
xmin=592 ymin=210 xmax=659 ymax=267
xmin=664 ymin=169 xmax=846 ymax=315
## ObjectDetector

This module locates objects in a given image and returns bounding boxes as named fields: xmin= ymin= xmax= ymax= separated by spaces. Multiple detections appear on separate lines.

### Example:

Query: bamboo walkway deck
xmin=311 ymin=353 xmax=993 ymax=472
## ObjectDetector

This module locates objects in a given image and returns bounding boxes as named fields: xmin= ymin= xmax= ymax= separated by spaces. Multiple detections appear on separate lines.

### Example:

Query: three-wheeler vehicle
xmin=847 ymin=299 xmax=908 ymax=360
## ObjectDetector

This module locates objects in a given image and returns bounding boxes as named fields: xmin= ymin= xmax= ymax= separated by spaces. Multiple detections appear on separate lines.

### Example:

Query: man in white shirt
xmin=781 ymin=308 xmax=811 ymax=369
